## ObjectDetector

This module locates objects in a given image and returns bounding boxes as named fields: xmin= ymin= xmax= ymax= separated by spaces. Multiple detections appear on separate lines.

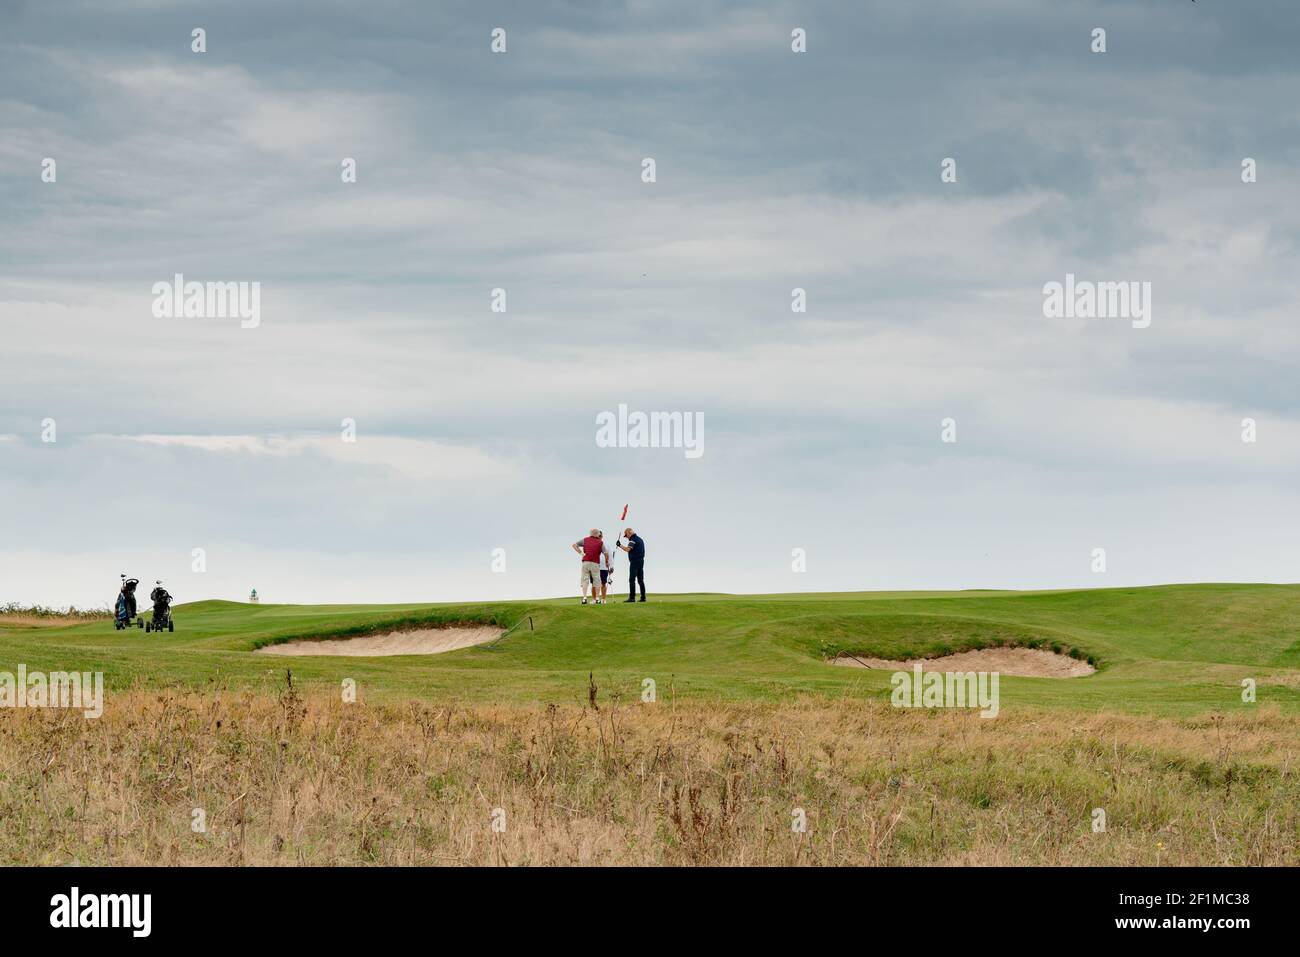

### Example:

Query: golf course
xmin=1 ymin=583 xmax=1296 ymax=866
xmin=2 ymin=583 xmax=1297 ymax=713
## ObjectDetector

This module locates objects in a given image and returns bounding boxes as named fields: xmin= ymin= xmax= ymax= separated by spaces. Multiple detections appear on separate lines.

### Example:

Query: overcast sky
xmin=2 ymin=0 xmax=1298 ymax=608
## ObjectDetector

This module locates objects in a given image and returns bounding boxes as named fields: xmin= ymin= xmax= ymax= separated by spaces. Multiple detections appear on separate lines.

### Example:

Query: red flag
xmin=620 ymin=504 xmax=628 ymax=521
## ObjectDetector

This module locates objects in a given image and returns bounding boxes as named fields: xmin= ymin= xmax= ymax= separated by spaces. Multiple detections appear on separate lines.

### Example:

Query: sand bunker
xmin=257 ymin=626 xmax=503 ymax=657
xmin=832 ymin=647 xmax=1094 ymax=678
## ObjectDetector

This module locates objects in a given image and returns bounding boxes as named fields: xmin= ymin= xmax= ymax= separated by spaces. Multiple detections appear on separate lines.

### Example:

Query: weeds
xmin=0 ymin=603 xmax=110 ymax=625
xmin=0 ymin=691 xmax=1294 ymax=866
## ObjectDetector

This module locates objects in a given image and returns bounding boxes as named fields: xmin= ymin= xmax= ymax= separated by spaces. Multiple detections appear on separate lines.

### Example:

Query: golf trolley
xmin=145 ymin=581 xmax=174 ymax=633
xmin=114 ymin=575 xmax=144 ymax=630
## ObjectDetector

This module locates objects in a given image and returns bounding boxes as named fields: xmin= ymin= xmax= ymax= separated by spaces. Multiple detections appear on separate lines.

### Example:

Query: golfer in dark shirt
xmin=618 ymin=527 xmax=646 ymax=602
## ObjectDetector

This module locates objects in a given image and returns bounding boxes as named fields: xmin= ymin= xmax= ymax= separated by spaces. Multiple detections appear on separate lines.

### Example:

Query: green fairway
xmin=2 ymin=583 xmax=1297 ymax=715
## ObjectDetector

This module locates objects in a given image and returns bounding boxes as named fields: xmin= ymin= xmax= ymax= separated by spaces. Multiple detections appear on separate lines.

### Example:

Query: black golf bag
xmin=147 ymin=583 xmax=174 ymax=633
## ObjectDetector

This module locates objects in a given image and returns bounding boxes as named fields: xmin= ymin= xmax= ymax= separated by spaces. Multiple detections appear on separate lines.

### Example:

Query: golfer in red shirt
xmin=571 ymin=528 xmax=605 ymax=605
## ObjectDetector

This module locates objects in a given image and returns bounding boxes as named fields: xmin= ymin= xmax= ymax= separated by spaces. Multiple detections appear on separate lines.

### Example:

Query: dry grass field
xmin=2 ymin=683 xmax=1294 ymax=866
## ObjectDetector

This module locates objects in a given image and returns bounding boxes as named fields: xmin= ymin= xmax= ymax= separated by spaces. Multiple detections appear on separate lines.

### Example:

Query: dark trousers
xmin=628 ymin=560 xmax=645 ymax=600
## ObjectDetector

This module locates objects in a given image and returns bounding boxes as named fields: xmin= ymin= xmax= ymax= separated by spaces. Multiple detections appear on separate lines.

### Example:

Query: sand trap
xmin=257 ymin=626 xmax=503 ymax=657
xmin=832 ymin=647 xmax=1094 ymax=678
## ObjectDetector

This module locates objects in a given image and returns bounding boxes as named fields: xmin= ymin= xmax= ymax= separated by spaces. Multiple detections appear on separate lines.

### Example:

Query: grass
xmin=1 ymin=583 xmax=1297 ymax=715
xmin=1 ymin=688 xmax=1294 ymax=865
xmin=2 ymin=583 xmax=1296 ymax=865
xmin=0 ymin=603 xmax=110 ymax=627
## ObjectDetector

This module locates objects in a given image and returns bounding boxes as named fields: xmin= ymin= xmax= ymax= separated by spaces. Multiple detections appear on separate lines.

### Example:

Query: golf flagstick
xmin=613 ymin=503 xmax=628 ymax=587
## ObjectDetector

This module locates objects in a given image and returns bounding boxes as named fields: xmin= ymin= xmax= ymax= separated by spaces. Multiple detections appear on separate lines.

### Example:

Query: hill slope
xmin=1 ymin=584 xmax=1296 ymax=715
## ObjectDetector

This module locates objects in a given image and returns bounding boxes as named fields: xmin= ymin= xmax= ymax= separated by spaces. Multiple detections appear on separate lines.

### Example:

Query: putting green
xmin=1 ymin=583 xmax=1296 ymax=716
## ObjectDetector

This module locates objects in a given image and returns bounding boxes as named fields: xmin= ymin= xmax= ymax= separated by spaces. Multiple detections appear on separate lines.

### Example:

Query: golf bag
xmin=147 ymin=583 xmax=174 ymax=633
xmin=115 ymin=577 xmax=140 ymax=630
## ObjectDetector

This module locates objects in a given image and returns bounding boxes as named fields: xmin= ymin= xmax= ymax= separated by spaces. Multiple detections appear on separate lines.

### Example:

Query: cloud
xmin=2 ymin=0 xmax=1299 ymax=602
xmin=106 ymin=433 xmax=518 ymax=482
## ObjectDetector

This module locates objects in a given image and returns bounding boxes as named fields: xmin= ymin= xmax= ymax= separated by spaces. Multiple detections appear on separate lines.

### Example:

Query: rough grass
xmin=1 ymin=685 xmax=1294 ymax=866
xmin=0 ymin=603 xmax=110 ymax=627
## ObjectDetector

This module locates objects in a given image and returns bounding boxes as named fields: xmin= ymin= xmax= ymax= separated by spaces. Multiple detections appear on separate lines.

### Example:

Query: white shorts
xmin=580 ymin=562 xmax=600 ymax=587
